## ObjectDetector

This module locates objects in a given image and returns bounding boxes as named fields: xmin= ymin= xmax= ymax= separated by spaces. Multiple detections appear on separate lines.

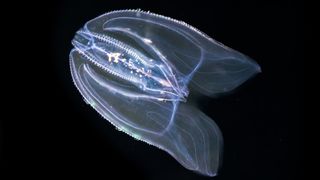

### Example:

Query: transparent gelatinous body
xmin=70 ymin=9 xmax=261 ymax=176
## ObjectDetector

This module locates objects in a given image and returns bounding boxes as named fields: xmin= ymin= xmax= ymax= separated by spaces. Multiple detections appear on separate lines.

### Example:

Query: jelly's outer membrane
xmin=70 ymin=10 xmax=260 ymax=176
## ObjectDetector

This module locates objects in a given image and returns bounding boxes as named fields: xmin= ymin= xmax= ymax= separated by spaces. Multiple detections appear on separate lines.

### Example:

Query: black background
xmin=2 ymin=0 xmax=304 ymax=179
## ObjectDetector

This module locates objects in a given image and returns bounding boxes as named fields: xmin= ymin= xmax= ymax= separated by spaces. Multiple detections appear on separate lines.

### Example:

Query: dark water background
xmin=1 ymin=0 xmax=303 ymax=179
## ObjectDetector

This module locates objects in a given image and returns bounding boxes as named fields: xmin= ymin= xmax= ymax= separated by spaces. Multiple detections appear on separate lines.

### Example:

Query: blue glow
xmin=70 ymin=9 xmax=260 ymax=177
